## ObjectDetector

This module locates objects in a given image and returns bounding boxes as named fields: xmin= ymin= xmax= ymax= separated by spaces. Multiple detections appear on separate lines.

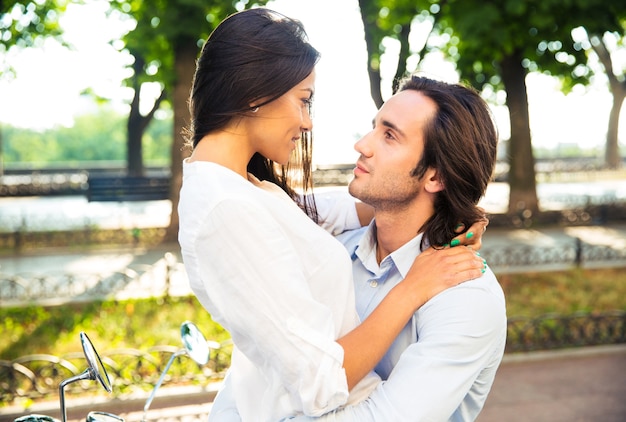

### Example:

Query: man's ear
xmin=424 ymin=167 xmax=444 ymax=193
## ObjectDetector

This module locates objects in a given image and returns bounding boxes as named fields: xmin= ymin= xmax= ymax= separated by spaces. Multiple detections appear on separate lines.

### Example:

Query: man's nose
xmin=354 ymin=132 xmax=372 ymax=157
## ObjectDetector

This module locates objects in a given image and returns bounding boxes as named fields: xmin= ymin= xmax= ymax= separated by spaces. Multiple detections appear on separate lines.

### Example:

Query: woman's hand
xmin=449 ymin=216 xmax=489 ymax=250
xmin=402 ymin=246 xmax=487 ymax=308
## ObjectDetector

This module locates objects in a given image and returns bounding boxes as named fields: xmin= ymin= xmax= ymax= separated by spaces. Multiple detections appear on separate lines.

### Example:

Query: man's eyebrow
xmin=374 ymin=117 xmax=406 ymax=138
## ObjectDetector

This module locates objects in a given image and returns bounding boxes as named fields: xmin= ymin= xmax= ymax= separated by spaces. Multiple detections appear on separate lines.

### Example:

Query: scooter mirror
xmin=14 ymin=415 xmax=59 ymax=422
xmin=80 ymin=332 xmax=112 ymax=393
xmin=86 ymin=411 xmax=125 ymax=422
xmin=180 ymin=321 xmax=210 ymax=365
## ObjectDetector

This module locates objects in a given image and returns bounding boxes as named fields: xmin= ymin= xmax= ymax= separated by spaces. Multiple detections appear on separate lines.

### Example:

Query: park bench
xmin=87 ymin=176 xmax=170 ymax=202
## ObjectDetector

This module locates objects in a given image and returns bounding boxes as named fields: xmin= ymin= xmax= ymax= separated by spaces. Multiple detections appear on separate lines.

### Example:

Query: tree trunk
xmin=392 ymin=23 xmax=411 ymax=94
xmin=127 ymin=56 xmax=145 ymax=177
xmin=358 ymin=0 xmax=384 ymax=108
xmin=163 ymin=41 xmax=197 ymax=243
xmin=591 ymin=36 xmax=625 ymax=169
xmin=606 ymin=88 xmax=625 ymax=169
xmin=499 ymin=51 xmax=539 ymax=217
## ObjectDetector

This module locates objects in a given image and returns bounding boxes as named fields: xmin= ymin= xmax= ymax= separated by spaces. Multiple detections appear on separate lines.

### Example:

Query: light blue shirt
xmin=210 ymin=221 xmax=507 ymax=421
xmin=296 ymin=223 xmax=507 ymax=421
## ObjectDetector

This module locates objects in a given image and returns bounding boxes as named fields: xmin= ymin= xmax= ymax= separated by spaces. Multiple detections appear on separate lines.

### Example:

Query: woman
xmin=177 ymin=8 xmax=485 ymax=421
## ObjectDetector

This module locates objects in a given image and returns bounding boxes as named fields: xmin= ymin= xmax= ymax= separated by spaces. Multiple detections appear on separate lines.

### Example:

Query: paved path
xmin=2 ymin=223 xmax=625 ymax=304
xmin=478 ymin=345 xmax=626 ymax=422
xmin=2 ymin=345 xmax=624 ymax=422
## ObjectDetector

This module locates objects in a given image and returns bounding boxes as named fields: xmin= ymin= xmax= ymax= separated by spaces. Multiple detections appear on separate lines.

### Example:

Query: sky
xmin=0 ymin=0 xmax=623 ymax=165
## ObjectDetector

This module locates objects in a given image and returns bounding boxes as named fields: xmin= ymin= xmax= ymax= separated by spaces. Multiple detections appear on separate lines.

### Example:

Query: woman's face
xmin=248 ymin=71 xmax=315 ymax=165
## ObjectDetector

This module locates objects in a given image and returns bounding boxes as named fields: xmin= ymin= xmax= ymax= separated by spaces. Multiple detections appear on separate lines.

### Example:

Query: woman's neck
xmin=189 ymin=131 xmax=252 ymax=178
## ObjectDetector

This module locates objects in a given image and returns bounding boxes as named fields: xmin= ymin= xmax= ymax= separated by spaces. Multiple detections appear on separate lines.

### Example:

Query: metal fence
xmin=481 ymin=240 xmax=626 ymax=268
xmin=1 ymin=238 xmax=624 ymax=307
xmin=0 ymin=254 xmax=186 ymax=306
xmin=1 ymin=311 xmax=624 ymax=406
xmin=0 ymin=228 xmax=167 ymax=253
xmin=0 ymin=340 xmax=233 ymax=406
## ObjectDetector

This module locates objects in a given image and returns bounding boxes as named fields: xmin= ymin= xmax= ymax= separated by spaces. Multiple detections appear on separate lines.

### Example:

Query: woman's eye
xmin=303 ymin=98 xmax=313 ymax=115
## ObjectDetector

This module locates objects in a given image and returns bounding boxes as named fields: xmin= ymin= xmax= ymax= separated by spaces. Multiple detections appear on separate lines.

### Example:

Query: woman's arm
xmin=337 ymin=245 xmax=485 ymax=389
xmin=354 ymin=202 xmax=375 ymax=226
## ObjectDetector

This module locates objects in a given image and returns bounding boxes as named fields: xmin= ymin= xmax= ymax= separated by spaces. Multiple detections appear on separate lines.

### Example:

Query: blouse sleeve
xmin=192 ymin=198 xmax=350 ymax=416
xmin=308 ymin=190 xmax=361 ymax=235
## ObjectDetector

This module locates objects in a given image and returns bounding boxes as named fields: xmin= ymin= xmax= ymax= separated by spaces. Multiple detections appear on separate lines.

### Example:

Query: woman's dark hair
xmin=186 ymin=8 xmax=320 ymax=219
xmin=399 ymin=76 xmax=498 ymax=248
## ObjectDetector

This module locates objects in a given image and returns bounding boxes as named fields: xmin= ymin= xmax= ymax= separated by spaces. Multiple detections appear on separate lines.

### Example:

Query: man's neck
xmin=374 ymin=201 xmax=434 ymax=263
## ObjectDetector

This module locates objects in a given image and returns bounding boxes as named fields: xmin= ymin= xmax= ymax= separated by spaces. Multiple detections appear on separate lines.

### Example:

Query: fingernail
xmin=466 ymin=232 xmax=474 ymax=239
xmin=443 ymin=243 xmax=450 ymax=247
xmin=450 ymin=239 xmax=460 ymax=247
xmin=476 ymin=252 xmax=481 ymax=256
xmin=481 ymin=268 xmax=486 ymax=273
xmin=455 ymin=223 xmax=463 ymax=229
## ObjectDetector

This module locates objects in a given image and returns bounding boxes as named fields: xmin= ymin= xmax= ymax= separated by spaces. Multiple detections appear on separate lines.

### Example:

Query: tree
xmin=440 ymin=0 xmax=624 ymax=215
xmin=357 ymin=0 xmax=430 ymax=108
xmin=1 ymin=0 xmax=67 ymax=176
xmin=578 ymin=29 xmax=626 ymax=169
xmin=357 ymin=0 xmax=623 ymax=217
xmin=0 ymin=1 xmax=65 ymax=72
xmin=125 ymin=52 xmax=167 ymax=177
xmin=111 ymin=0 xmax=269 ymax=242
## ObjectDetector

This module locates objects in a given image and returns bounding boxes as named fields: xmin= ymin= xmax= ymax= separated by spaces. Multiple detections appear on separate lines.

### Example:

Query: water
xmin=0 ymin=180 xmax=624 ymax=231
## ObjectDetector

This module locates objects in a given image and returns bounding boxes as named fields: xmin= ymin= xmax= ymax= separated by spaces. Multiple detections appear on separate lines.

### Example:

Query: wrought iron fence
xmin=506 ymin=311 xmax=626 ymax=352
xmin=0 ymin=227 xmax=167 ymax=252
xmin=2 ymin=237 xmax=624 ymax=306
xmin=1 ymin=312 xmax=624 ymax=406
xmin=481 ymin=240 xmax=626 ymax=269
xmin=0 ymin=256 xmax=187 ymax=306
xmin=0 ymin=341 xmax=233 ymax=406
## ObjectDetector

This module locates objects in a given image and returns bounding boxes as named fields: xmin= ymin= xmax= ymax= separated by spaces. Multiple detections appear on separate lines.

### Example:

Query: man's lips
xmin=354 ymin=161 xmax=370 ymax=175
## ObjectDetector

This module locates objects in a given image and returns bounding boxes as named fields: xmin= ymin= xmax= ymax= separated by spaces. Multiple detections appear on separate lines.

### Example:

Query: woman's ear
xmin=424 ymin=167 xmax=444 ymax=193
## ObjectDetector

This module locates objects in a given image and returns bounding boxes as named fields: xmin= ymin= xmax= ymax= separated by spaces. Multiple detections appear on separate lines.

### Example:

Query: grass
xmin=1 ymin=267 xmax=625 ymax=360
xmin=498 ymin=267 xmax=626 ymax=317
xmin=0 ymin=296 xmax=230 ymax=360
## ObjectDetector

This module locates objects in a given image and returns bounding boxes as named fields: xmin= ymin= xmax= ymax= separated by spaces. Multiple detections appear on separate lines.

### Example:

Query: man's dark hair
xmin=400 ymin=76 xmax=498 ymax=248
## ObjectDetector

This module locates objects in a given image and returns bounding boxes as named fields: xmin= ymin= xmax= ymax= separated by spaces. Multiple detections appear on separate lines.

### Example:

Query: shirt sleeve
xmin=309 ymin=190 xmax=361 ymax=235
xmin=290 ymin=279 xmax=507 ymax=421
xmin=192 ymin=198 xmax=349 ymax=416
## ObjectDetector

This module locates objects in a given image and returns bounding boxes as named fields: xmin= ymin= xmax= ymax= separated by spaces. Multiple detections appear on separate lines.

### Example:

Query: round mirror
xmin=80 ymin=332 xmax=112 ymax=393
xmin=14 ymin=415 xmax=59 ymax=422
xmin=180 ymin=321 xmax=210 ymax=365
xmin=86 ymin=412 xmax=125 ymax=422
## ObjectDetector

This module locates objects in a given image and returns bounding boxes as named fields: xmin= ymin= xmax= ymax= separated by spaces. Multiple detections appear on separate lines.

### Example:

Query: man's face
xmin=349 ymin=90 xmax=438 ymax=210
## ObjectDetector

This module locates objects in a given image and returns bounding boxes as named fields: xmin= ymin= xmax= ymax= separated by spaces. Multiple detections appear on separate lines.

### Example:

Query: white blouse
xmin=178 ymin=161 xmax=380 ymax=421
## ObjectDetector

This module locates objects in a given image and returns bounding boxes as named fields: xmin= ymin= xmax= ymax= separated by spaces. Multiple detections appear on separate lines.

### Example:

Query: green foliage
xmin=0 ymin=0 xmax=67 ymax=76
xmin=437 ymin=0 xmax=626 ymax=94
xmin=0 ymin=295 xmax=230 ymax=360
xmin=1 ymin=268 xmax=624 ymax=361
xmin=2 ymin=111 xmax=172 ymax=165
xmin=499 ymin=267 xmax=626 ymax=317
xmin=0 ymin=0 xmax=66 ymax=49
xmin=110 ymin=0 xmax=271 ymax=94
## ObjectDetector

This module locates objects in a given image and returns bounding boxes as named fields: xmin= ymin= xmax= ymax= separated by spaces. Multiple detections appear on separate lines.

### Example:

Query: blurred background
xmin=1 ymin=1 xmax=625 ymax=421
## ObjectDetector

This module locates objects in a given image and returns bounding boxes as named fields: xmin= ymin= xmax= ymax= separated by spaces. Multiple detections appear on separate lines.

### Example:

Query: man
xmin=301 ymin=75 xmax=506 ymax=420
xmin=212 ymin=75 xmax=506 ymax=421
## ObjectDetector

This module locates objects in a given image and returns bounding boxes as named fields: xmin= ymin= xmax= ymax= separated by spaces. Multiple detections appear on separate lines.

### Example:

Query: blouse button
xmin=369 ymin=280 xmax=378 ymax=288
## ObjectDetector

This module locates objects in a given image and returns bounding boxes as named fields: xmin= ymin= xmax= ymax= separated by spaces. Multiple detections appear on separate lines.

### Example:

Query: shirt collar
xmin=354 ymin=220 xmax=427 ymax=278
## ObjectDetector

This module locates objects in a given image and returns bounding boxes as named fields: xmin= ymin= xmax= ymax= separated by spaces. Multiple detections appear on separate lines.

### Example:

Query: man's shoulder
xmin=335 ymin=226 xmax=368 ymax=254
